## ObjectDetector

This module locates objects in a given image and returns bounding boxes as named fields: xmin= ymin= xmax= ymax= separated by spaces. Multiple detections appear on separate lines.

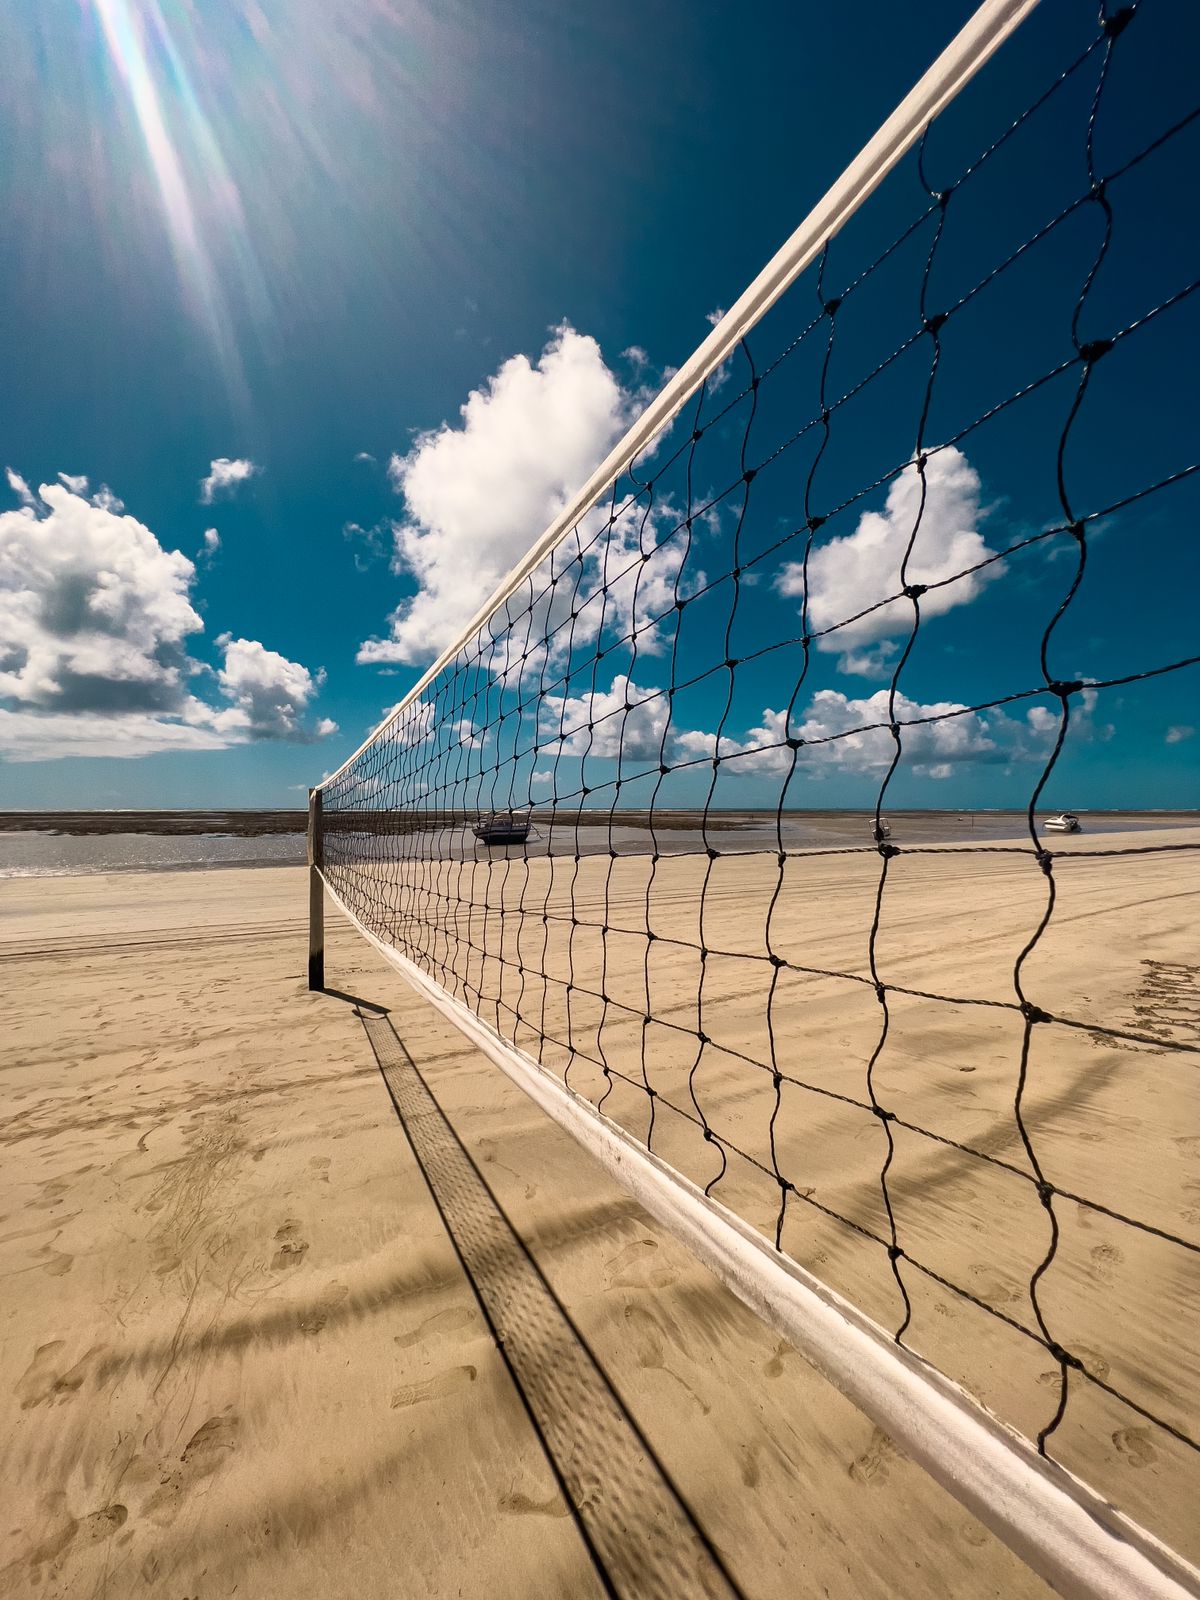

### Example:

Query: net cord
xmin=316 ymin=0 xmax=1042 ymax=794
xmin=318 ymin=869 xmax=1200 ymax=1600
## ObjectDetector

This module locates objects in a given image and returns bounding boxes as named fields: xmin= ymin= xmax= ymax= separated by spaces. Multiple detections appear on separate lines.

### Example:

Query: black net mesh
xmin=322 ymin=2 xmax=1199 ymax=1560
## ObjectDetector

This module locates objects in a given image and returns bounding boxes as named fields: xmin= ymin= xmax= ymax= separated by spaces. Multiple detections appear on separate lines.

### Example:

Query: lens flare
xmin=89 ymin=0 xmax=257 ymax=405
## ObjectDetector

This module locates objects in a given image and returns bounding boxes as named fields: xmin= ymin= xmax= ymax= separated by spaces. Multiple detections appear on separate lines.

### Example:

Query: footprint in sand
xmin=1174 ymin=1135 xmax=1200 ymax=1158
xmin=143 ymin=1410 xmax=240 ymax=1525
xmin=81 ymin=1504 xmax=128 ymax=1542
xmin=1112 ymin=1427 xmax=1156 ymax=1468
xmin=6 ymin=1494 xmax=82 ymax=1587
xmin=967 ymin=1265 xmax=1023 ymax=1306
xmin=849 ymin=1426 xmax=899 ymax=1486
xmin=28 ymin=1179 xmax=70 ymax=1212
xmin=477 ymin=1139 xmax=538 ymax=1200
xmin=763 ymin=1341 xmax=796 ymax=1380
xmin=1037 ymin=1344 xmax=1109 ymax=1387
xmin=16 ymin=1341 xmax=103 ymax=1410
xmin=392 ymin=1305 xmax=479 ymax=1351
xmin=622 ymin=1304 xmax=710 ymax=1414
xmin=181 ymin=1411 xmax=240 ymax=1467
xmin=308 ymin=1156 xmax=331 ymax=1183
xmin=299 ymin=1281 xmax=349 ymax=1335
xmin=391 ymin=1364 xmax=478 ymax=1410
xmin=37 ymin=1245 xmax=73 ymax=1277
xmin=498 ymin=1488 xmax=569 ymax=1518
xmin=1089 ymin=1242 xmax=1124 ymax=1283
xmin=272 ymin=1220 xmax=309 ymax=1271
xmin=739 ymin=1443 xmax=762 ymax=1489
xmin=605 ymin=1237 xmax=677 ymax=1291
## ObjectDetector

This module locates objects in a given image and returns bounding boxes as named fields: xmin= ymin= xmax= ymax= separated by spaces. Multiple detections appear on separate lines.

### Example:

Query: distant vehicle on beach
xmin=1042 ymin=812 xmax=1082 ymax=834
xmin=473 ymin=810 xmax=533 ymax=846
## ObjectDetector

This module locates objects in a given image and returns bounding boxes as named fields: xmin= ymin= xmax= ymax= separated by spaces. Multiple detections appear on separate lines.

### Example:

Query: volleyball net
xmin=312 ymin=2 xmax=1200 ymax=1593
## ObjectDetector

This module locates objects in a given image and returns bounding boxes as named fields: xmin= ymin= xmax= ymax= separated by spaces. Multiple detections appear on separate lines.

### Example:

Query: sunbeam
xmin=89 ymin=0 xmax=252 ymax=407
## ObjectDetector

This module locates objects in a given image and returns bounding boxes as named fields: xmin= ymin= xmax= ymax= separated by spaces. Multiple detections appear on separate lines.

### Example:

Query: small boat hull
xmin=1042 ymin=813 xmax=1081 ymax=834
xmin=473 ymin=813 xmax=532 ymax=846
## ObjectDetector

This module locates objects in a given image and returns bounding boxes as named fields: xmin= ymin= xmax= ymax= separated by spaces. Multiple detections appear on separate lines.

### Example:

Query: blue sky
xmin=1 ymin=0 xmax=1196 ymax=811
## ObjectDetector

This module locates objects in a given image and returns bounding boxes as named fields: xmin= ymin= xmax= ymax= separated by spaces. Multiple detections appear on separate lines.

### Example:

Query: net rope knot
xmin=1078 ymin=337 xmax=1113 ymax=363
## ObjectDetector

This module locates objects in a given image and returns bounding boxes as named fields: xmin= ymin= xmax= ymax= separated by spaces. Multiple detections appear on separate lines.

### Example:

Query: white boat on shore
xmin=472 ymin=810 xmax=533 ymax=846
xmin=1042 ymin=812 xmax=1082 ymax=834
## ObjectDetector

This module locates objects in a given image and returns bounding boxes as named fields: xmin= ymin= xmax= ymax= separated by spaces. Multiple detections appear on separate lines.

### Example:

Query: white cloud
xmin=199 ymin=456 xmax=258 ymax=504
xmin=1166 ymin=724 xmax=1195 ymax=745
xmin=198 ymin=527 xmax=220 ymax=561
xmin=541 ymin=674 xmax=671 ymax=762
xmin=0 ymin=475 xmax=333 ymax=760
xmin=57 ymin=472 xmax=89 ymax=495
xmin=343 ymin=519 xmax=390 ymax=572
xmin=0 ymin=707 xmax=229 ymax=762
xmin=678 ymin=690 xmax=1006 ymax=782
xmin=679 ymin=681 xmax=1114 ymax=784
xmin=536 ymin=679 xmax=1002 ymax=783
xmin=6 ymin=468 xmax=35 ymax=508
xmin=360 ymin=324 xmax=639 ymax=666
xmin=777 ymin=447 xmax=1001 ymax=675
xmin=91 ymin=485 xmax=125 ymax=514
xmin=208 ymin=636 xmax=336 ymax=742
xmin=0 ymin=482 xmax=203 ymax=714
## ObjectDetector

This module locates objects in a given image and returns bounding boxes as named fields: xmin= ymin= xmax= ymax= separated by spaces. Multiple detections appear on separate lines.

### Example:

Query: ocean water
xmin=0 ymin=831 xmax=308 ymax=878
xmin=0 ymin=810 xmax=1193 ymax=879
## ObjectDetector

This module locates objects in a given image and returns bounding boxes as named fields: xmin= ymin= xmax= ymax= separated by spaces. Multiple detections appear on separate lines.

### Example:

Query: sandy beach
xmin=2 ymin=836 xmax=1197 ymax=1596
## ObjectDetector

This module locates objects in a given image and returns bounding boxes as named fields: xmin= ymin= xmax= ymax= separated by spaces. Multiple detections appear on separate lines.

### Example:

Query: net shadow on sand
xmin=351 ymin=996 xmax=745 ymax=1600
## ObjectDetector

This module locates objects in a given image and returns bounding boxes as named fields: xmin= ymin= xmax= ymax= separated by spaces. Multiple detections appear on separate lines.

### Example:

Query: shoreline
xmin=2 ymin=813 xmax=1197 ymax=881
xmin=2 ymin=805 xmax=1197 ymax=839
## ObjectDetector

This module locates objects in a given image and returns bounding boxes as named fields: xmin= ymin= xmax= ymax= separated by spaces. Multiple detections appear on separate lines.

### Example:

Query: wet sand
xmin=1 ymin=841 xmax=1197 ymax=1595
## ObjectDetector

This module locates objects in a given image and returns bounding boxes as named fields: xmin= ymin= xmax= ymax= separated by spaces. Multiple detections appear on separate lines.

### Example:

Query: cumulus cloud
xmin=680 ymin=683 xmax=1111 ymax=783
xmin=199 ymin=456 xmax=258 ymax=504
xmin=538 ymin=678 xmax=999 ymax=782
xmin=0 ymin=476 xmax=332 ymax=761
xmin=208 ymin=636 xmax=336 ymax=742
xmin=360 ymin=324 xmax=639 ymax=666
xmin=541 ymin=674 xmax=672 ymax=762
xmin=788 ymin=688 xmax=999 ymax=778
xmin=57 ymin=471 xmax=89 ymax=495
xmin=500 ymin=656 xmax=1116 ymax=792
xmin=537 ymin=678 xmax=994 ymax=782
xmin=0 ymin=482 xmax=203 ymax=714
xmin=777 ymin=447 xmax=1001 ymax=675
xmin=1166 ymin=724 xmax=1195 ymax=745
xmin=198 ymin=528 xmax=220 ymax=562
